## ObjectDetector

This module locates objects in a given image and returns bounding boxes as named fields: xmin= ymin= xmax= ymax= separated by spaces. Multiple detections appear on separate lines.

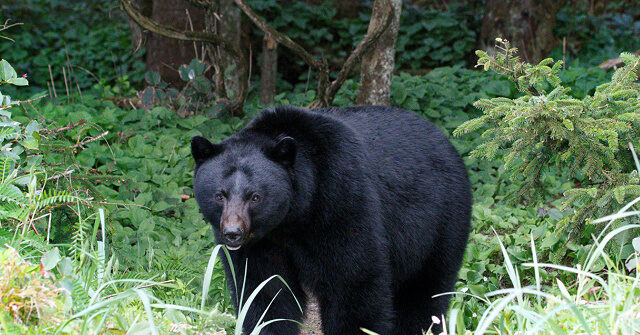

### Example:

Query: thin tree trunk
xmin=356 ymin=0 xmax=402 ymax=106
xmin=259 ymin=35 xmax=277 ymax=105
xmin=219 ymin=0 xmax=242 ymax=97
xmin=479 ymin=0 xmax=561 ymax=63
xmin=202 ymin=2 xmax=227 ymax=99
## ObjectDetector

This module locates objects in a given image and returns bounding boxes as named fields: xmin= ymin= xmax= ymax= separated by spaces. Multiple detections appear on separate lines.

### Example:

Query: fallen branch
xmin=47 ymin=169 xmax=75 ymax=181
xmin=599 ymin=50 xmax=640 ymax=70
xmin=45 ymin=120 xmax=87 ymax=134
xmin=72 ymin=131 xmax=108 ymax=149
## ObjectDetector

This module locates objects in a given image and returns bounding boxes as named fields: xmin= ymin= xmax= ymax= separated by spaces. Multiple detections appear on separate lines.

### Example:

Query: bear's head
xmin=190 ymin=134 xmax=296 ymax=250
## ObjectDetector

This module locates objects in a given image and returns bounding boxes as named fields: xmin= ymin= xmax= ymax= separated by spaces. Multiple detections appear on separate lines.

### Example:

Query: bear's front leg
xmin=223 ymin=241 xmax=306 ymax=335
xmin=316 ymin=270 xmax=394 ymax=335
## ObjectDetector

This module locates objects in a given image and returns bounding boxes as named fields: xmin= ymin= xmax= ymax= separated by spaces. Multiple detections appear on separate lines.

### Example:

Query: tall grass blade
xmin=530 ymin=234 xmax=542 ymax=306
xmin=132 ymin=288 xmax=158 ymax=335
xmin=492 ymin=228 xmax=522 ymax=304
xmin=234 ymin=274 xmax=302 ymax=335
xmin=201 ymin=245 xmax=236 ymax=310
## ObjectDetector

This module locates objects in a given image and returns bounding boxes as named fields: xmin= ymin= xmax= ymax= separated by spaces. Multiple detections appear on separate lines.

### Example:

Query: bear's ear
xmin=269 ymin=136 xmax=296 ymax=167
xmin=191 ymin=135 xmax=222 ymax=165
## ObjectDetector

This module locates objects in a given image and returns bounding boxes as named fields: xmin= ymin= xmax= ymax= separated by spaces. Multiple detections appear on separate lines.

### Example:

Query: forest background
xmin=0 ymin=0 xmax=639 ymax=333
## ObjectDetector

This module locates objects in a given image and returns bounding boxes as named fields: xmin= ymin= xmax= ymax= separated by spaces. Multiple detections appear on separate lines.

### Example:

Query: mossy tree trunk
xmin=259 ymin=35 xmax=278 ymax=105
xmin=218 ymin=0 xmax=242 ymax=96
xmin=356 ymin=0 xmax=402 ymax=106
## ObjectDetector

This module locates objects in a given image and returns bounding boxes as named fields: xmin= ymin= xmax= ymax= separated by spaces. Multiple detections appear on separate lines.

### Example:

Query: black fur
xmin=192 ymin=106 xmax=472 ymax=335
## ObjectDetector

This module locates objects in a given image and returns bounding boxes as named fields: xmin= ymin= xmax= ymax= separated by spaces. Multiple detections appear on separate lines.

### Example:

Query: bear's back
xmin=315 ymin=106 xmax=472 ymax=283
xmin=315 ymin=106 xmax=468 ymax=202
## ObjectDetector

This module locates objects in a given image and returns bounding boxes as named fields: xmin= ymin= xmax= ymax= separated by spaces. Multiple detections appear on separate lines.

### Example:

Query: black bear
xmin=191 ymin=106 xmax=472 ymax=335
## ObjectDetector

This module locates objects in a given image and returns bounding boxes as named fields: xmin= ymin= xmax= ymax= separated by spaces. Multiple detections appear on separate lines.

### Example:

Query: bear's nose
xmin=223 ymin=226 xmax=244 ymax=245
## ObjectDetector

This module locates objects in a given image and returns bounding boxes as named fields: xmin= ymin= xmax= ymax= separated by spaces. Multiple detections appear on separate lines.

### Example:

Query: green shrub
xmin=455 ymin=39 xmax=640 ymax=229
xmin=552 ymin=7 xmax=640 ymax=66
xmin=0 ymin=247 xmax=64 ymax=329
xmin=396 ymin=3 xmax=477 ymax=69
xmin=0 ymin=213 xmax=237 ymax=334
xmin=440 ymin=200 xmax=640 ymax=335
xmin=0 ymin=0 xmax=145 ymax=97
xmin=0 ymin=59 xmax=237 ymax=331
xmin=249 ymin=0 xmax=476 ymax=86
xmin=0 ymin=59 xmax=84 ymax=228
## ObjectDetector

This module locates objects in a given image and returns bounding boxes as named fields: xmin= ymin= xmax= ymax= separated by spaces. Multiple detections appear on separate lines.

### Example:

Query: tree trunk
xmin=356 ymin=0 xmax=402 ymax=106
xmin=259 ymin=35 xmax=277 ymax=105
xmin=479 ymin=0 xmax=561 ymax=63
xmin=146 ymin=0 xmax=205 ymax=86
xmin=217 ymin=0 xmax=242 ymax=97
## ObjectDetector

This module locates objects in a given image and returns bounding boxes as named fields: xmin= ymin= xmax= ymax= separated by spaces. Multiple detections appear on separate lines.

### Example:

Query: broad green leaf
xmin=193 ymin=76 xmax=210 ymax=92
xmin=0 ymin=60 xmax=17 ymax=81
xmin=145 ymin=70 xmax=161 ymax=86
xmin=7 ymin=77 xmax=28 ymax=86
xmin=58 ymin=257 xmax=74 ymax=277
xmin=21 ymin=136 xmax=39 ymax=150
xmin=178 ymin=65 xmax=192 ymax=81
xmin=41 ymin=247 xmax=61 ymax=271
xmin=24 ymin=120 xmax=40 ymax=136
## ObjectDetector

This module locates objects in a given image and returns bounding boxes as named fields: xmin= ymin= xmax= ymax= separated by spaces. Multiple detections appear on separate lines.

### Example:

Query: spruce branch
xmin=457 ymin=41 xmax=640 ymax=230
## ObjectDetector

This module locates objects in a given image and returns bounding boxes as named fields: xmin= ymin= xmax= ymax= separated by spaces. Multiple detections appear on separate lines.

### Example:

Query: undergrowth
xmin=1 ymin=5 xmax=638 ymax=329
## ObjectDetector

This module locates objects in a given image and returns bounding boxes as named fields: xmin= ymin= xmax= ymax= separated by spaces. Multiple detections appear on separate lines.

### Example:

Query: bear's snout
xmin=220 ymin=202 xmax=250 ymax=250
xmin=222 ymin=225 xmax=245 ymax=249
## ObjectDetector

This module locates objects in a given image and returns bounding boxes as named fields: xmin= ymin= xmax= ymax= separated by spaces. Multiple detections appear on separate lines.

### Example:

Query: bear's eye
xmin=215 ymin=193 xmax=224 ymax=202
xmin=251 ymin=194 xmax=261 ymax=202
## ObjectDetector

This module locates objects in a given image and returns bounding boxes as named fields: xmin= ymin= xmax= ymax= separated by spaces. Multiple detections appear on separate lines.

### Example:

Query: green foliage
xmin=0 ymin=210 xmax=238 ymax=334
xmin=558 ymin=64 xmax=609 ymax=99
xmin=0 ymin=62 xmax=238 ymax=331
xmin=396 ymin=4 xmax=477 ymax=69
xmin=0 ymin=58 xmax=29 ymax=106
xmin=10 ymin=93 xmax=247 ymax=311
xmin=391 ymin=67 xmax=514 ymax=132
xmin=0 ymin=0 xmax=145 ymax=97
xmin=0 ymin=60 xmax=84 ymax=228
xmin=249 ymin=0 xmax=475 ymax=86
xmin=455 ymin=39 xmax=640 ymax=228
xmin=137 ymin=60 xmax=227 ymax=118
xmin=326 ymin=66 xmax=515 ymax=135
xmin=437 ymin=202 xmax=640 ymax=335
xmin=552 ymin=7 xmax=640 ymax=66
